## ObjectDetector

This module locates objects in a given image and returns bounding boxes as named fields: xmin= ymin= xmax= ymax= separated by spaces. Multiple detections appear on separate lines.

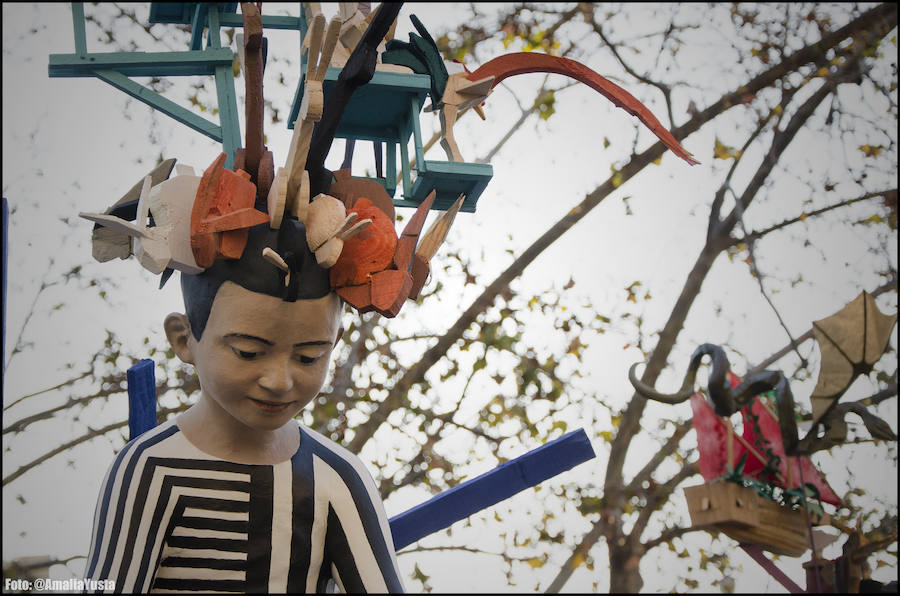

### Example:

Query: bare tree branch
xmin=733 ymin=189 xmax=896 ymax=245
xmin=3 ymin=403 xmax=188 ymax=486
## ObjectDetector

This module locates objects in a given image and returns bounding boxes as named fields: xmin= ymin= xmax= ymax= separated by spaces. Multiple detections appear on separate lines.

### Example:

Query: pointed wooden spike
xmin=338 ymin=218 xmax=372 ymax=241
xmin=416 ymin=193 xmax=464 ymax=262
xmin=333 ymin=211 xmax=360 ymax=238
xmin=316 ymin=17 xmax=342 ymax=81
xmin=306 ymin=14 xmax=326 ymax=81
xmin=262 ymin=247 xmax=290 ymax=272
xmin=79 ymin=212 xmax=151 ymax=239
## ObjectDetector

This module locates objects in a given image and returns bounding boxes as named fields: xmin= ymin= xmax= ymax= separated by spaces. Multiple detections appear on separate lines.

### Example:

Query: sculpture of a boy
xmin=83 ymin=219 xmax=405 ymax=592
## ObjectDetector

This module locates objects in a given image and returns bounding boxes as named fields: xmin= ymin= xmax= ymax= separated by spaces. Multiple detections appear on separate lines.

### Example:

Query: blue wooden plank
xmin=388 ymin=429 xmax=596 ymax=550
xmin=126 ymin=359 xmax=158 ymax=440
xmin=48 ymin=48 xmax=234 ymax=78
xmin=2 ymin=197 xmax=7 ymax=378
xmin=92 ymin=70 xmax=224 ymax=143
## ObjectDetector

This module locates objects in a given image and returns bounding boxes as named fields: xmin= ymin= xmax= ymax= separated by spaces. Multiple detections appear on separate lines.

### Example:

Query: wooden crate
xmin=684 ymin=482 xmax=810 ymax=557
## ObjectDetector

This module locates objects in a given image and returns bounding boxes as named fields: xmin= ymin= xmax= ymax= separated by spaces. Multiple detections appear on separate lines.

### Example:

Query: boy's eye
xmin=296 ymin=354 xmax=318 ymax=365
xmin=232 ymin=348 xmax=260 ymax=360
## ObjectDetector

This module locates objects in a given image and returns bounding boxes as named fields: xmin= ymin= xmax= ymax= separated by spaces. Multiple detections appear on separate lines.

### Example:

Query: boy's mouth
xmin=249 ymin=397 xmax=294 ymax=412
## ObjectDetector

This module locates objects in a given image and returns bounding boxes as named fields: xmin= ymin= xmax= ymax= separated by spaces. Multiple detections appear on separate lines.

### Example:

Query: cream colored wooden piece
xmin=262 ymin=247 xmax=291 ymax=286
xmin=304 ymin=193 xmax=373 ymax=268
xmin=416 ymin=193 xmax=465 ymax=261
xmin=269 ymin=14 xmax=339 ymax=229
xmin=437 ymin=73 xmax=495 ymax=162
xmin=80 ymin=171 xmax=203 ymax=274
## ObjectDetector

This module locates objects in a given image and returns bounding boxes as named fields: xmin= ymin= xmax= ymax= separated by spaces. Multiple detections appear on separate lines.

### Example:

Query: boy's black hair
xmin=181 ymin=219 xmax=330 ymax=341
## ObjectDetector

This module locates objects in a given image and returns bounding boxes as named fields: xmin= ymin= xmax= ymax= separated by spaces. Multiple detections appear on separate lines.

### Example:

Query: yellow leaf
xmin=652 ymin=156 xmax=662 ymax=165
xmin=713 ymin=137 xmax=741 ymax=160
xmin=859 ymin=144 xmax=884 ymax=157
xmin=527 ymin=557 xmax=545 ymax=569
xmin=816 ymin=66 xmax=830 ymax=77
xmin=571 ymin=552 xmax=586 ymax=569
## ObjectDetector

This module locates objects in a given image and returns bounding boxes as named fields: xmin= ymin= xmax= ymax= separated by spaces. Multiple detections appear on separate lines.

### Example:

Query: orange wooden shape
xmin=330 ymin=198 xmax=397 ymax=287
xmin=191 ymin=152 xmax=266 ymax=267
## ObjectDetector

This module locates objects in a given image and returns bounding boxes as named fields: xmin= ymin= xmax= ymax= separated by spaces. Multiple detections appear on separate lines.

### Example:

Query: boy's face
xmin=173 ymin=281 xmax=342 ymax=432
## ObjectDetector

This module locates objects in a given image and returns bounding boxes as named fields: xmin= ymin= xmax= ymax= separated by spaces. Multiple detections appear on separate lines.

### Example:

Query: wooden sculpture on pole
xmin=628 ymin=293 xmax=896 ymax=566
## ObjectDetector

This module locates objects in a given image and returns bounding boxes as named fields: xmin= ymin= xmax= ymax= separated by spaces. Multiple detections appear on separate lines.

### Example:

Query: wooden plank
xmin=389 ymin=429 xmax=596 ymax=550
xmin=48 ymin=48 xmax=234 ymax=78
xmin=92 ymin=70 xmax=223 ymax=143
xmin=740 ymin=544 xmax=805 ymax=593
xmin=71 ymin=3 xmax=87 ymax=56
xmin=126 ymin=359 xmax=157 ymax=440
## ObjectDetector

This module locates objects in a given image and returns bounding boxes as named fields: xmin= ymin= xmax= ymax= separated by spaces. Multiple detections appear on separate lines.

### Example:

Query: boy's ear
xmin=164 ymin=313 xmax=195 ymax=364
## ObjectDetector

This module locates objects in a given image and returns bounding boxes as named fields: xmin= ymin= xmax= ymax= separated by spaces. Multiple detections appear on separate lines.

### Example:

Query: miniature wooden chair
xmin=288 ymin=8 xmax=493 ymax=213
xmin=125 ymin=358 xmax=594 ymax=549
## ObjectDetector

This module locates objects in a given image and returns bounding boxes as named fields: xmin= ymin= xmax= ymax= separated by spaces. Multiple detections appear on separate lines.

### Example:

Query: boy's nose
xmin=258 ymin=357 xmax=294 ymax=394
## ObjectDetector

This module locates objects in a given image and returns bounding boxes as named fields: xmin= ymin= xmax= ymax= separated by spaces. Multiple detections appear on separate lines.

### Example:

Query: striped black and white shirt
xmin=84 ymin=419 xmax=404 ymax=593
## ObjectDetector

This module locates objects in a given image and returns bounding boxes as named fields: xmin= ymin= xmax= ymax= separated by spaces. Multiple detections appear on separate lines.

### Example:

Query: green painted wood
xmin=399 ymin=118 xmax=412 ymax=196
xmin=410 ymin=95 xmax=426 ymax=168
xmin=385 ymin=142 xmax=397 ymax=196
xmin=214 ymin=63 xmax=241 ymax=170
xmin=217 ymin=14 xmax=303 ymax=29
xmin=288 ymin=68 xmax=431 ymax=133
xmin=206 ymin=4 xmax=222 ymax=50
xmin=148 ymin=2 xmax=238 ymax=25
xmin=48 ymin=48 xmax=234 ymax=78
xmin=71 ymin=3 xmax=86 ymax=56
xmin=189 ymin=3 xmax=205 ymax=51
xmin=401 ymin=161 xmax=493 ymax=212
xmin=92 ymin=69 xmax=224 ymax=143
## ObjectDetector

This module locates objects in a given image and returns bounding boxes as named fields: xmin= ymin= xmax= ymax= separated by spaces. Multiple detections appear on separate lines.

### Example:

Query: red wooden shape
xmin=408 ymin=253 xmax=430 ymax=300
xmin=191 ymin=153 xmax=227 ymax=267
xmin=394 ymin=190 xmax=436 ymax=272
xmin=370 ymin=270 xmax=412 ymax=316
xmin=466 ymin=53 xmax=699 ymax=166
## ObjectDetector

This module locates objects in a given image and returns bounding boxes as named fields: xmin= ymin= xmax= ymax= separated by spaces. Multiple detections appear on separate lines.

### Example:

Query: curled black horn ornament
xmin=630 ymin=344 xmax=803 ymax=454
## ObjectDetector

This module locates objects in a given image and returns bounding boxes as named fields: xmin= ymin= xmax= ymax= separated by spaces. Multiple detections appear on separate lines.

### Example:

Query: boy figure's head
xmin=164 ymin=221 xmax=343 ymax=433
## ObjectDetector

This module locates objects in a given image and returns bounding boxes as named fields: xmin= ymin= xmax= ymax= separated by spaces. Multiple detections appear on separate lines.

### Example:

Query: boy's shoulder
xmin=295 ymin=421 xmax=379 ymax=488
xmin=297 ymin=421 xmax=362 ymax=464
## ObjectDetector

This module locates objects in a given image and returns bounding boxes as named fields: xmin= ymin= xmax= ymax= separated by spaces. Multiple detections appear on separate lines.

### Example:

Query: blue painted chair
xmin=126 ymin=359 xmax=594 ymax=549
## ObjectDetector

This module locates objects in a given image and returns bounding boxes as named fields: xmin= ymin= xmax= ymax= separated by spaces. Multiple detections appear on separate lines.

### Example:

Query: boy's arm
xmin=307 ymin=432 xmax=404 ymax=593
xmin=84 ymin=437 xmax=168 ymax=593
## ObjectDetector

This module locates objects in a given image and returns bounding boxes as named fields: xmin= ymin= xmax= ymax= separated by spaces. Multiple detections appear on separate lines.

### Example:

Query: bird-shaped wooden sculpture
xmin=383 ymin=15 xmax=699 ymax=165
